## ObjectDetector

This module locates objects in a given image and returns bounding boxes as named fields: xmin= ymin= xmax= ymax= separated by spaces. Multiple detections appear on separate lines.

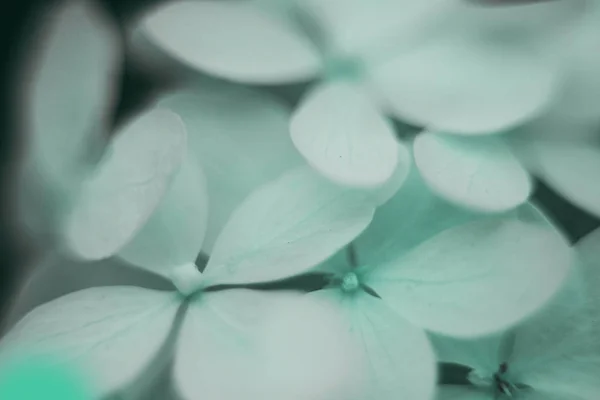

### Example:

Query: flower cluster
xmin=1 ymin=1 xmax=599 ymax=400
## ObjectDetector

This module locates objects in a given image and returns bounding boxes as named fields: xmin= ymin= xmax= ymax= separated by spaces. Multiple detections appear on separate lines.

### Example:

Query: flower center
xmin=341 ymin=272 xmax=361 ymax=293
xmin=169 ymin=262 xmax=205 ymax=297
xmin=324 ymin=56 xmax=365 ymax=81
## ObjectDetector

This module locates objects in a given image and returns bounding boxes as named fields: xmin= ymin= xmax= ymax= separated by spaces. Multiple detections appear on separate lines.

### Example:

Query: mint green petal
xmin=371 ymin=33 xmax=558 ymax=134
xmin=365 ymin=204 xmax=574 ymax=337
xmin=24 ymin=0 xmax=120 ymax=195
xmin=201 ymin=166 xmax=375 ymax=285
xmin=413 ymin=132 xmax=532 ymax=212
xmin=437 ymin=385 xmax=491 ymax=400
xmin=118 ymin=151 xmax=208 ymax=276
xmin=0 ymin=357 xmax=92 ymax=400
xmin=314 ymin=291 xmax=437 ymax=400
xmin=0 ymin=287 xmax=179 ymax=399
xmin=158 ymin=82 xmax=304 ymax=254
xmin=300 ymin=0 xmax=443 ymax=60
xmin=142 ymin=1 xmax=321 ymax=83
xmin=352 ymin=165 xmax=476 ymax=268
xmin=175 ymin=290 xmax=347 ymax=400
xmin=527 ymin=140 xmax=600 ymax=218
xmin=62 ymin=108 xmax=187 ymax=261
xmin=290 ymin=81 xmax=403 ymax=187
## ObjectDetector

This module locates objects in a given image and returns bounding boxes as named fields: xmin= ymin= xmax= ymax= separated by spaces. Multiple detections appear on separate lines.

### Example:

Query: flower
xmin=431 ymin=226 xmax=600 ymax=399
xmin=293 ymin=167 xmax=575 ymax=399
xmin=135 ymin=0 xmax=445 ymax=187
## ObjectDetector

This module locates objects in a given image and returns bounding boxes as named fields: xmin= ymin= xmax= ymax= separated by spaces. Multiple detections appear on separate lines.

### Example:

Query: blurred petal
xmin=371 ymin=35 xmax=558 ymax=133
xmin=142 ymin=0 xmax=321 ymax=83
xmin=312 ymin=290 xmax=437 ymax=400
xmin=413 ymin=132 xmax=532 ymax=212
xmin=202 ymin=166 xmax=375 ymax=285
xmin=118 ymin=151 xmax=208 ymax=276
xmin=290 ymin=81 xmax=403 ymax=187
xmin=4 ymin=255 xmax=171 ymax=329
xmin=158 ymin=82 xmax=304 ymax=253
xmin=23 ymin=0 xmax=120 ymax=193
xmin=174 ymin=290 xmax=357 ymax=400
xmin=63 ymin=108 xmax=187 ymax=261
xmin=352 ymin=166 xmax=476 ymax=267
xmin=364 ymin=204 xmax=574 ymax=337
xmin=0 ymin=287 xmax=179 ymax=398
xmin=437 ymin=385 xmax=491 ymax=400
xmin=526 ymin=140 xmax=600 ymax=218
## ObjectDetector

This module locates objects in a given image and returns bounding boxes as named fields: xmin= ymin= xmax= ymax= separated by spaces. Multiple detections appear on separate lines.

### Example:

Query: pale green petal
xmin=436 ymin=385 xmax=491 ymax=400
xmin=371 ymin=33 xmax=558 ymax=133
xmin=352 ymin=166 xmax=476 ymax=268
xmin=364 ymin=204 xmax=574 ymax=337
xmin=24 ymin=0 xmax=120 ymax=194
xmin=526 ymin=140 xmax=600 ymax=218
xmin=142 ymin=0 xmax=321 ymax=83
xmin=0 ymin=287 xmax=179 ymax=399
xmin=118 ymin=151 xmax=208 ymax=276
xmin=62 ymin=108 xmax=187 ymax=261
xmin=413 ymin=132 xmax=532 ymax=212
xmin=158 ymin=82 xmax=304 ymax=254
xmin=312 ymin=290 xmax=437 ymax=400
xmin=290 ymin=81 xmax=404 ymax=187
xmin=202 ymin=166 xmax=375 ymax=285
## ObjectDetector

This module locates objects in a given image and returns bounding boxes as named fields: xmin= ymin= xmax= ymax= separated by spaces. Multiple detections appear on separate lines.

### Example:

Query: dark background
xmin=0 ymin=0 xmax=598 ymax=361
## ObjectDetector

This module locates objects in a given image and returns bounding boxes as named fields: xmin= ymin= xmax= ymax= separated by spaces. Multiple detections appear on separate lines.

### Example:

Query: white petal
xmin=5 ymin=255 xmax=171 ymax=327
xmin=413 ymin=132 xmax=532 ymax=212
xmin=118 ymin=151 xmax=208 ymax=276
xmin=364 ymin=204 xmax=574 ymax=337
xmin=371 ymin=35 xmax=558 ymax=133
xmin=527 ymin=140 xmax=600 ymax=218
xmin=142 ymin=0 xmax=321 ymax=83
xmin=312 ymin=290 xmax=437 ymax=400
xmin=174 ymin=290 xmax=355 ymax=400
xmin=290 ymin=82 xmax=402 ymax=187
xmin=158 ymin=82 xmax=304 ymax=254
xmin=202 ymin=166 xmax=375 ymax=285
xmin=23 ymin=0 xmax=120 ymax=193
xmin=0 ymin=287 xmax=179 ymax=398
xmin=63 ymin=108 xmax=187 ymax=261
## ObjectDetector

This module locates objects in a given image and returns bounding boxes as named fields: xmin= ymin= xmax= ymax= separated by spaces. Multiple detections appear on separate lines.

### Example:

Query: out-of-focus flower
xmin=16 ymin=0 xmax=188 ymax=260
xmin=396 ymin=0 xmax=600 ymax=214
xmin=291 ymin=167 xmax=575 ymax=400
xmin=135 ymin=0 xmax=444 ymax=188
xmin=0 ymin=163 xmax=380 ymax=400
xmin=431 ymin=226 xmax=600 ymax=399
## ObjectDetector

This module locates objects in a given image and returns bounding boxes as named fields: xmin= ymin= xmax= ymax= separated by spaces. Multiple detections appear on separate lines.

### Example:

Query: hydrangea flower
xmin=291 ymin=167 xmax=575 ymax=399
xmin=396 ymin=1 xmax=600 ymax=213
xmin=431 ymin=226 xmax=600 ymax=399
xmin=135 ymin=0 xmax=446 ymax=188
xmin=16 ymin=0 xmax=188 ymax=260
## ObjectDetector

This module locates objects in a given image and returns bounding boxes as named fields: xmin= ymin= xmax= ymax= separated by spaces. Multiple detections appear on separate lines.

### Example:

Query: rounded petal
xmin=527 ymin=140 xmax=600 ymax=218
xmin=62 ymin=108 xmax=187 ymax=261
xmin=117 ymin=151 xmax=209 ymax=276
xmin=22 ymin=0 xmax=120 ymax=193
xmin=142 ymin=0 xmax=321 ymax=84
xmin=202 ymin=166 xmax=375 ymax=285
xmin=290 ymin=82 xmax=402 ymax=187
xmin=313 ymin=290 xmax=437 ymax=400
xmin=158 ymin=82 xmax=305 ymax=254
xmin=0 ymin=287 xmax=179 ymax=399
xmin=371 ymin=35 xmax=558 ymax=133
xmin=174 ymin=290 xmax=359 ymax=400
xmin=365 ymin=204 xmax=574 ymax=337
xmin=413 ymin=132 xmax=532 ymax=212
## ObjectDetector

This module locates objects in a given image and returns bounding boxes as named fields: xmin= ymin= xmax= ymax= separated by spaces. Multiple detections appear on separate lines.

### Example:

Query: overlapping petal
xmin=63 ymin=108 xmax=187 ymax=261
